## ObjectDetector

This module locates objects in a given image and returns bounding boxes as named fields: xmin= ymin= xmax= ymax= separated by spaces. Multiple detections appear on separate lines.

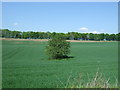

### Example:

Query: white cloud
xmin=91 ymin=31 xmax=100 ymax=34
xmin=79 ymin=27 xmax=89 ymax=31
xmin=80 ymin=30 xmax=101 ymax=34
xmin=13 ymin=22 xmax=18 ymax=26
xmin=79 ymin=27 xmax=99 ymax=34
xmin=78 ymin=27 xmax=107 ymax=34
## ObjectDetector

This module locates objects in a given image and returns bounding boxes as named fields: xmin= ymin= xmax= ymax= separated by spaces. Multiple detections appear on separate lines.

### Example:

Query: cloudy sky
xmin=2 ymin=2 xmax=118 ymax=34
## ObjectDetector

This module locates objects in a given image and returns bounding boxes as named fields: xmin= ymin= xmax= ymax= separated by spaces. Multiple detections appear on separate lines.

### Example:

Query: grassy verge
xmin=56 ymin=69 xmax=118 ymax=88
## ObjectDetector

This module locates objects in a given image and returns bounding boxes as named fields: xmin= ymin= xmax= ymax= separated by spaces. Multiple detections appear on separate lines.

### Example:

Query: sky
xmin=2 ymin=2 xmax=118 ymax=34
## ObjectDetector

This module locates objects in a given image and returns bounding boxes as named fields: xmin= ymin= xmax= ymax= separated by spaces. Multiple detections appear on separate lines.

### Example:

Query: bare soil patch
xmin=66 ymin=40 xmax=114 ymax=42
xmin=1 ymin=38 xmax=48 ymax=41
xmin=1 ymin=38 xmax=116 ymax=42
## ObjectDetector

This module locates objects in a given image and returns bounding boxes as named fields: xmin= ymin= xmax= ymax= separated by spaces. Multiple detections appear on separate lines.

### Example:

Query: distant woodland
xmin=1 ymin=29 xmax=120 ymax=41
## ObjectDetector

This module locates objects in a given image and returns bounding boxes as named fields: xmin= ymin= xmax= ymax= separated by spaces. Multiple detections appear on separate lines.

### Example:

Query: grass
xmin=2 ymin=40 xmax=118 ymax=88
xmin=57 ymin=68 xmax=118 ymax=88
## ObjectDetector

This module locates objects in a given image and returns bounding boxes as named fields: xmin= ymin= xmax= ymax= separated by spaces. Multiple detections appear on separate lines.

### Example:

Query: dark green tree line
xmin=0 ymin=29 xmax=120 ymax=41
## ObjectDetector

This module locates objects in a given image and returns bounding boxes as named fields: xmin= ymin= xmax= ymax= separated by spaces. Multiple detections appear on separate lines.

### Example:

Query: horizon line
xmin=1 ymin=28 xmax=119 ymax=34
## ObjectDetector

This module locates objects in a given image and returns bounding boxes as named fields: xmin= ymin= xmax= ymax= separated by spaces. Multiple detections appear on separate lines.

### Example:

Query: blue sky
xmin=2 ymin=2 xmax=118 ymax=34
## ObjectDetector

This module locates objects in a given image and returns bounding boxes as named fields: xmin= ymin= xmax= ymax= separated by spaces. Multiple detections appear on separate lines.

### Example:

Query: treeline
xmin=1 ymin=29 xmax=120 ymax=41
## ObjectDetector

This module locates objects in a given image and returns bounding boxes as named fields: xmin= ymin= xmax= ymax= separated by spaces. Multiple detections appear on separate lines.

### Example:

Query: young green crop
xmin=2 ymin=40 xmax=118 ymax=88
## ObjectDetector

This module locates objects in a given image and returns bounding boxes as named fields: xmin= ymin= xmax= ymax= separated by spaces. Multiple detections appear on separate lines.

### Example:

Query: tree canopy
xmin=1 ymin=29 xmax=120 ymax=41
xmin=45 ymin=36 xmax=70 ymax=59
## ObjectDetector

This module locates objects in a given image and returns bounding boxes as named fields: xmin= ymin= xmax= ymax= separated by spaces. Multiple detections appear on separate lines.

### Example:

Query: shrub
xmin=46 ymin=36 xmax=70 ymax=59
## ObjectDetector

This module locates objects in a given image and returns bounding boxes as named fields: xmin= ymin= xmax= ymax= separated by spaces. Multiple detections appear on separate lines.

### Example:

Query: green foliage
xmin=46 ymin=36 xmax=70 ymax=59
xmin=1 ymin=29 xmax=120 ymax=41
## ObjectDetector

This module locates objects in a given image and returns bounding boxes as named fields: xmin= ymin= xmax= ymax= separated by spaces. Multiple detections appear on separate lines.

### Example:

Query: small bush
xmin=45 ymin=36 xmax=70 ymax=59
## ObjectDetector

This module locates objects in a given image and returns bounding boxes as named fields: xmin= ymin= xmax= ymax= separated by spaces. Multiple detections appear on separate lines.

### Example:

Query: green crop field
xmin=2 ymin=40 xmax=118 ymax=88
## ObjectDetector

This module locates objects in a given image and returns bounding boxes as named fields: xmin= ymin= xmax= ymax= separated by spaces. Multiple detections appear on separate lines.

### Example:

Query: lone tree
xmin=46 ymin=36 xmax=70 ymax=59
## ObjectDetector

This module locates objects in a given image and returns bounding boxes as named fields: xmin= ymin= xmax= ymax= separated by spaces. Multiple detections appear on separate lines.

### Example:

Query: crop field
xmin=2 ymin=40 xmax=118 ymax=88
